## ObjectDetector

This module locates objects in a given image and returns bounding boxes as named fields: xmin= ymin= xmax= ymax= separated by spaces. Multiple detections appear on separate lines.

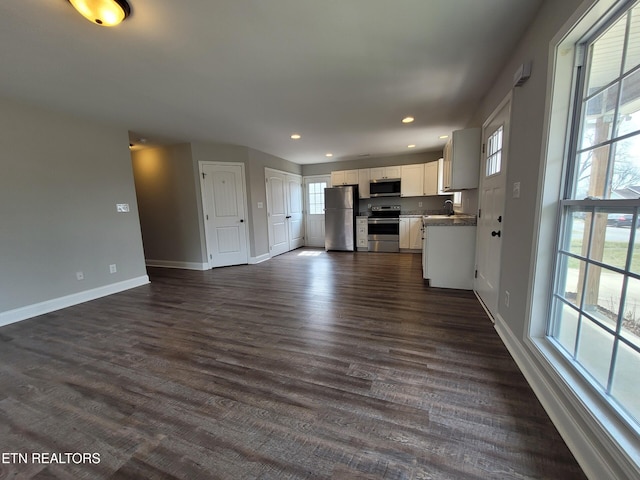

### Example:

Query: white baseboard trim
xmin=0 ymin=275 xmax=150 ymax=328
xmin=249 ymin=253 xmax=270 ymax=264
xmin=493 ymin=314 xmax=635 ymax=480
xmin=146 ymin=259 xmax=208 ymax=270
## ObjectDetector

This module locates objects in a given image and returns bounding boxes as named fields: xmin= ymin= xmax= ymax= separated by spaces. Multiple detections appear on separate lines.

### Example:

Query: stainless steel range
xmin=368 ymin=205 xmax=400 ymax=252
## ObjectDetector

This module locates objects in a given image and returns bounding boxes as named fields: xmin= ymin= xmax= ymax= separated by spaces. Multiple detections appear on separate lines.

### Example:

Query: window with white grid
xmin=549 ymin=0 xmax=640 ymax=430
xmin=308 ymin=182 xmax=327 ymax=215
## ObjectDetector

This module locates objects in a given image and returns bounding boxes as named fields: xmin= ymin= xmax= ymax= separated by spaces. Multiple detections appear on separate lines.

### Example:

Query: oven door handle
xmin=368 ymin=218 xmax=400 ymax=224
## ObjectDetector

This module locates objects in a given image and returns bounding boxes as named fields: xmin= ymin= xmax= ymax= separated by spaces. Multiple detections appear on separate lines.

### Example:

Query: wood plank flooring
xmin=0 ymin=249 xmax=586 ymax=479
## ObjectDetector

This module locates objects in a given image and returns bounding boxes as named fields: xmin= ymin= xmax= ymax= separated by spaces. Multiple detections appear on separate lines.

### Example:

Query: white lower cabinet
xmin=400 ymin=217 xmax=422 ymax=250
xmin=423 ymin=225 xmax=476 ymax=289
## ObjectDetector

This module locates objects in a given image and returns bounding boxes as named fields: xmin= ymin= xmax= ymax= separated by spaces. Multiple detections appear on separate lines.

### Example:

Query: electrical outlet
xmin=76 ymin=271 xmax=84 ymax=280
xmin=505 ymin=290 xmax=510 ymax=307
xmin=109 ymin=264 xmax=117 ymax=274
xmin=257 ymin=202 xmax=263 ymax=209
xmin=368 ymin=204 xmax=371 ymax=208
xmin=418 ymin=201 xmax=423 ymax=207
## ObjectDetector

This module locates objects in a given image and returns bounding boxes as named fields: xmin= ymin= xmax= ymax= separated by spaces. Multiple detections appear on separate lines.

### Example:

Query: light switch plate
xmin=513 ymin=182 xmax=521 ymax=199
xmin=257 ymin=202 xmax=264 ymax=209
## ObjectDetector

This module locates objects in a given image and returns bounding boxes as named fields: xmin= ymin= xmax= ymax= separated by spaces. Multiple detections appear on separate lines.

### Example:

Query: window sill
xmin=524 ymin=333 xmax=640 ymax=479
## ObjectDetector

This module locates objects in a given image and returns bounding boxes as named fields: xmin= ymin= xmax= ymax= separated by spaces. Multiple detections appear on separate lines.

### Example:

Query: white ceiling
xmin=0 ymin=0 xmax=542 ymax=164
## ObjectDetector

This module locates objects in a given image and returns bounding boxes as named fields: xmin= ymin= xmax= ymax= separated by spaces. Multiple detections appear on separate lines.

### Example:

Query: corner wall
xmin=131 ymin=143 xmax=206 ymax=269
xmin=470 ymin=0 xmax=638 ymax=477
xmin=0 ymin=97 xmax=148 ymax=324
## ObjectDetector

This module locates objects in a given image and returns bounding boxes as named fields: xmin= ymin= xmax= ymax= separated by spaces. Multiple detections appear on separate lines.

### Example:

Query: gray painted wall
xmin=0 ymin=97 xmax=147 ymax=313
xmin=135 ymin=141 xmax=302 ymax=262
xmin=469 ymin=0 xmax=582 ymax=340
xmin=132 ymin=143 xmax=204 ymax=265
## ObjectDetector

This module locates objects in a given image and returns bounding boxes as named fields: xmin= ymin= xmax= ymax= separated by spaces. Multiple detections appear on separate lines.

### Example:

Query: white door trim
xmin=474 ymin=92 xmax=512 ymax=319
xmin=198 ymin=161 xmax=250 ymax=269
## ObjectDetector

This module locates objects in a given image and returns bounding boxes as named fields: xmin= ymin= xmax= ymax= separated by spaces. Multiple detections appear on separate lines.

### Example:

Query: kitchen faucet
xmin=444 ymin=199 xmax=454 ymax=216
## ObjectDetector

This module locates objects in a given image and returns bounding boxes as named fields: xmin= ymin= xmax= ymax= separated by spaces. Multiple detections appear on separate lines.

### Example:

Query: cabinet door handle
xmin=491 ymin=230 xmax=501 ymax=237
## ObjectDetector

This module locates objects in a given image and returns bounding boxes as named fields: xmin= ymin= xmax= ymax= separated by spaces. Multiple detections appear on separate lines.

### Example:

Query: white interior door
xmin=266 ymin=169 xmax=289 ymax=257
xmin=266 ymin=168 xmax=304 ymax=256
xmin=201 ymin=163 xmax=248 ymax=268
xmin=304 ymin=176 xmax=330 ymax=247
xmin=287 ymin=175 xmax=305 ymax=250
xmin=474 ymin=96 xmax=510 ymax=319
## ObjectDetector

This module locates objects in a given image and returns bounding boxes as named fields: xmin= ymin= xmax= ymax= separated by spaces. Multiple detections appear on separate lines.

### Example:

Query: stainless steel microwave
xmin=369 ymin=178 xmax=401 ymax=197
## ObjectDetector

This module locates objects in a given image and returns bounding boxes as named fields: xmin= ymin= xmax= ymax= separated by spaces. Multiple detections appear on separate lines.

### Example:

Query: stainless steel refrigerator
xmin=324 ymin=186 xmax=358 ymax=251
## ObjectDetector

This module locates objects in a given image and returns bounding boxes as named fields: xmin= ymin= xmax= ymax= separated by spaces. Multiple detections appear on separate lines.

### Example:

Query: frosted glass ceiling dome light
xmin=68 ymin=0 xmax=131 ymax=26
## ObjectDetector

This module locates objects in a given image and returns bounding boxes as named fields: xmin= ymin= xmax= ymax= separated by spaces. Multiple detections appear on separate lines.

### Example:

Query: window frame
xmin=549 ymin=1 xmax=640 ymax=434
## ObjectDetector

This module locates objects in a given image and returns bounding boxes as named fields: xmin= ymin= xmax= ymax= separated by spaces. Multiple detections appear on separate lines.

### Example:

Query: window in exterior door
xmin=549 ymin=1 xmax=640 ymax=430
xmin=308 ymin=182 xmax=327 ymax=215
xmin=485 ymin=125 xmax=504 ymax=177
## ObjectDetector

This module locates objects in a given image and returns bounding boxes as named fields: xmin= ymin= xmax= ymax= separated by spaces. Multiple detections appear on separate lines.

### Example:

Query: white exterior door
xmin=474 ymin=96 xmax=510 ymax=319
xmin=265 ymin=168 xmax=304 ymax=256
xmin=201 ymin=163 xmax=248 ymax=268
xmin=304 ymin=176 xmax=330 ymax=247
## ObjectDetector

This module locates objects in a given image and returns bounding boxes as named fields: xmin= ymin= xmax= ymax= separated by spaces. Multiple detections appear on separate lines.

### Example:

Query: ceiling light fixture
xmin=439 ymin=135 xmax=449 ymax=139
xmin=407 ymin=144 xmax=416 ymax=148
xmin=290 ymin=134 xmax=301 ymax=140
xmin=68 ymin=0 xmax=131 ymax=27
xmin=402 ymin=116 xmax=415 ymax=124
xmin=325 ymin=153 xmax=333 ymax=157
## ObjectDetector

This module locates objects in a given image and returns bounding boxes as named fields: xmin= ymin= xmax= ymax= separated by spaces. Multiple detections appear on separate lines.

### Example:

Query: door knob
xmin=491 ymin=230 xmax=501 ymax=237
xmin=240 ymin=219 xmax=244 ymax=223
xmin=286 ymin=215 xmax=292 ymax=219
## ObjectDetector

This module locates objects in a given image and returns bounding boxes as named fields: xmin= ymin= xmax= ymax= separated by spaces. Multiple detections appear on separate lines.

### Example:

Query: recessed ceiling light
xmin=408 ymin=144 xmax=416 ymax=148
xmin=439 ymin=135 xmax=449 ymax=139
xmin=325 ymin=153 xmax=333 ymax=157
xmin=68 ymin=0 xmax=131 ymax=26
xmin=290 ymin=134 xmax=301 ymax=140
xmin=402 ymin=116 xmax=415 ymax=124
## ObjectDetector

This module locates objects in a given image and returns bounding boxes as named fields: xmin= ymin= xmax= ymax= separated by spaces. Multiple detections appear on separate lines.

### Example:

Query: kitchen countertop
xmin=422 ymin=214 xmax=477 ymax=226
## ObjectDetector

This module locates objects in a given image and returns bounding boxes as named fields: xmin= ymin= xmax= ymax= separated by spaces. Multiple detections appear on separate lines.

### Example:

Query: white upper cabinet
xmin=370 ymin=165 xmax=401 ymax=181
xmin=358 ymin=168 xmax=370 ymax=198
xmin=437 ymin=158 xmax=448 ymax=195
xmin=400 ymin=164 xmax=424 ymax=197
xmin=423 ymin=161 xmax=438 ymax=196
xmin=442 ymin=127 xmax=481 ymax=191
xmin=331 ymin=169 xmax=359 ymax=186
xmin=331 ymin=162 xmax=442 ymax=198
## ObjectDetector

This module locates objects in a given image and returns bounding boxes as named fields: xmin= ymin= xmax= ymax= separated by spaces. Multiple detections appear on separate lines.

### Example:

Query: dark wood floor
xmin=0 ymin=249 xmax=586 ymax=479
